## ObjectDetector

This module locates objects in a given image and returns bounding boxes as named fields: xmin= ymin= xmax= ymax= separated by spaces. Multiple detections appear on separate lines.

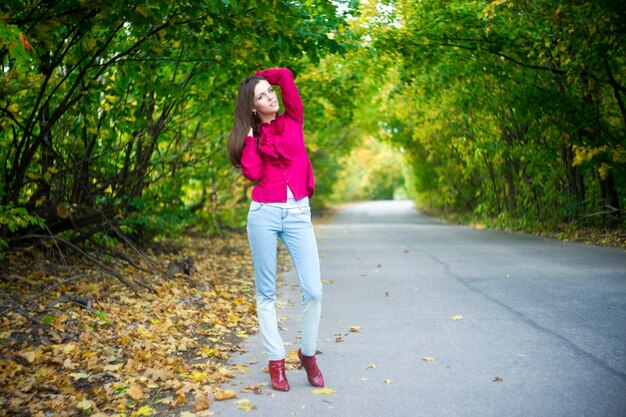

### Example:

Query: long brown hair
xmin=227 ymin=74 xmax=264 ymax=168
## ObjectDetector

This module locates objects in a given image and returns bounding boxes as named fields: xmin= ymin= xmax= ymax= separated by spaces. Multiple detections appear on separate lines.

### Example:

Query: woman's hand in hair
xmin=248 ymin=127 xmax=254 ymax=137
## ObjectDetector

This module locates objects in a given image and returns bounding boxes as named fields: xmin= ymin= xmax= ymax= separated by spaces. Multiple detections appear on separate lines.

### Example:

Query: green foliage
xmin=0 ymin=204 xmax=45 ymax=233
xmin=0 ymin=0 xmax=356 ymax=245
xmin=0 ymin=203 xmax=45 ymax=258
xmin=2 ymin=0 xmax=623 ymax=248
xmin=332 ymin=136 xmax=408 ymax=202
xmin=346 ymin=0 xmax=626 ymax=228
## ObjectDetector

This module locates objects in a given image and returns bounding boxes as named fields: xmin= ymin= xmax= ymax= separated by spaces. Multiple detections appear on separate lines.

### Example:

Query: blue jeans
xmin=247 ymin=197 xmax=323 ymax=360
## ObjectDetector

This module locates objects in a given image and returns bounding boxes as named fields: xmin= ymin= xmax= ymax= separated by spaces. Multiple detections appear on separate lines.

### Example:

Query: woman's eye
xmin=268 ymin=88 xmax=273 ymax=93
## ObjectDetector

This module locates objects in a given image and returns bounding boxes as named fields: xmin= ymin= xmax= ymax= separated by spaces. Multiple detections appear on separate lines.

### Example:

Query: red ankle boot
xmin=298 ymin=349 xmax=324 ymax=387
xmin=268 ymin=359 xmax=290 ymax=391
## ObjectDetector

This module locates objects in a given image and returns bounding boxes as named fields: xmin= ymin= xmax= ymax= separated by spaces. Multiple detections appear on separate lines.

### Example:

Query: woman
xmin=227 ymin=68 xmax=324 ymax=392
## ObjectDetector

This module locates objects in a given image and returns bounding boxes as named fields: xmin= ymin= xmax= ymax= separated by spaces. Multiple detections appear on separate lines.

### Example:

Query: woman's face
xmin=253 ymin=80 xmax=279 ymax=119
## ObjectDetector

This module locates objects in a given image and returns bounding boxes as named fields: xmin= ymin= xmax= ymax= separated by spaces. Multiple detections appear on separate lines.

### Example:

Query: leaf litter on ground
xmin=0 ymin=231 xmax=273 ymax=417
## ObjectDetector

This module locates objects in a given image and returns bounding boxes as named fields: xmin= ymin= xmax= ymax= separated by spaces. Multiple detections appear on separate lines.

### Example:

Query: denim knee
xmin=256 ymin=288 xmax=277 ymax=303
xmin=302 ymin=286 xmax=323 ymax=303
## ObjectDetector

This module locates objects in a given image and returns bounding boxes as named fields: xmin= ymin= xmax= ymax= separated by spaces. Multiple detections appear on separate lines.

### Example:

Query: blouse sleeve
xmin=256 ymin=67 xmax=303 ymax=125
xmin=240 ymin=136 xmax=262 ymax=181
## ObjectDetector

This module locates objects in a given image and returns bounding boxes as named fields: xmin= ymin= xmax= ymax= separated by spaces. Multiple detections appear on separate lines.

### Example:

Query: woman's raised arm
xmin=256 ymin=68 xmax=303 ymax=124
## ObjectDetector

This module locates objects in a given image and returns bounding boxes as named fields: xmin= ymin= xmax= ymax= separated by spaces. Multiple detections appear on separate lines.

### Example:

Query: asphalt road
xmin=211 ymin=200 xmax=626 ymax=417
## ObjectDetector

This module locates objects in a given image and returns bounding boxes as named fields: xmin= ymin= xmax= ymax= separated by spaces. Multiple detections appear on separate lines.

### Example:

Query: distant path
xmin=212 ymin=200 xmax=626 ymax=417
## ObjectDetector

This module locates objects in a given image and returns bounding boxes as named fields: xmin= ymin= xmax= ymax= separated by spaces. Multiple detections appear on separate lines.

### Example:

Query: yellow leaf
xmin=69 ymin=373 xmax=91 ymax=380
xmin=286 ymin=349 xmax=300 ymax=364
xmin=76 ymin=399 xmax=95 ymax=410
xmin=103 ymin=363 xmax=122 ymax=371
xmin=349 ymin=326 xmax=362 ymax=332
xmin=194 ymin=393 xmax=210 ymax=411
xmin=237 ymin=399 xmax=256 ymax=411
xmin=63 ymin=358 xmax=78 ymax=370
xmin=451 ymin=315 xmax=464 ymax=321
xmin=127 ymin=384 xmax=145 ymax=401
xmin=213 ymin=390 xmax=237 ymax=401
xmin=144 ymin=367 xmax=168 ymax=381
xmin=155 ymin=396 xmax=174 ymax=405
xmin=422 ymin=355 xmax=436 ymax=362
xmin=366 ymin=362 xmax=377 ymax=369
xmin=188 ymin=371 xmax=208 ymax=382
xmin=18 ymin=350 xmax=36 ymax=363
xmin=383 ymin=379 xmax=393 ymax=384
xmin=312 ymin=387 xmax=336 ymax=395
xmin=131 ymin=405 xmax=155 ymax=416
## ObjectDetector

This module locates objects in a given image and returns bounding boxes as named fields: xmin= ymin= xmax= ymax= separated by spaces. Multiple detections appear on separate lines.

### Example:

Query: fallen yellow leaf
xmin=383 ymin=379 xmax=393 ymax=384
xmin=69 ymin=373 xmax=91 ymax=380
xmin=236 ymin=399 xmax=256 ymax=411
xmin=18 ymin=350 xmax=36 ymax=363
xmin=131 ymin=405 xmax=155 ymax=416
xmin=127 ymin=384 xmax=145 ymax=401
xmin=189 ymin=371 xmax=208 ymax=382
xmin=144 ymin=367 xmax=168 ymax=381
xmin=452 ymin=315 xmax=464 ymax=321
xmin=194 ymin=392 xmax=210 ymax=411
xmin=241 ymin=384 xmax=263 ymax=394
xmin=213 ymin=390 xmax=237 ymax=401
xmin=422 ymin=355 xmax=436 ymax=362
xmin=349 ymin=326 xmax=362 ymax=332
xmin=63 ymin=358 xmax=78 ymax=370
xmin=156 ymin=396 xmax=175 ymax=405
xmin=367 ymin=362 xmax=377 ymax=369
xmin=312 ymin=388 xmax=336 ymax=395
xmin=286 ymin=350 xmax=300 ymax=364
xmin=76 ymin=399 xmax=95 ymax=411
xmin=103 ymin=363 xmax=123 ymax=371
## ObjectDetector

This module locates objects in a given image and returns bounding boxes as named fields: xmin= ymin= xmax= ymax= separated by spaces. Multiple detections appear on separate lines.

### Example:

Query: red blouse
xmin=240 ymin=68 xmax=315 ymax=203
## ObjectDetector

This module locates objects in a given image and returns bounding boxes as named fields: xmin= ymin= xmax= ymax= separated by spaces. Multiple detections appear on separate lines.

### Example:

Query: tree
xmin=0 ymin=0 xmax=352 ymax=259
xmin=347 ymin=0 xmax=625 ymax=227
